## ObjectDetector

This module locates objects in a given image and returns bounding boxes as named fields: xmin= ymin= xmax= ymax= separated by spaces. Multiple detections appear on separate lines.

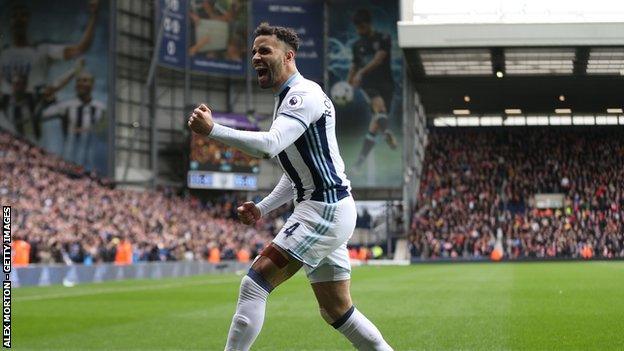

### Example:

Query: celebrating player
xmin=188 ymin=23 xmax=393 ymax=351
xmin=349 ymin=8 xmax=397 ymax=171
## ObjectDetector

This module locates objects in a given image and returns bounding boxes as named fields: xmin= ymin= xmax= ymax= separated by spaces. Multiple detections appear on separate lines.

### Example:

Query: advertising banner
xmin=158 ymin=0 xmax=188 ymax=69
xmin=188 ymin=0 xmax=247 ymax=76
xmin=252 ymin=0 xmax=324 ymax=83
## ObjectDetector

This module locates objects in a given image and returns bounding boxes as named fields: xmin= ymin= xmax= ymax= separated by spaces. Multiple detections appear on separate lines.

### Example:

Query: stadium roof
xmin=410 ymin=47 xmax=624 ymax=77
xmin=398 ymin=22 xmax=624 ymax=119
xmin=404 ymin=46 xmax=624 ymax=117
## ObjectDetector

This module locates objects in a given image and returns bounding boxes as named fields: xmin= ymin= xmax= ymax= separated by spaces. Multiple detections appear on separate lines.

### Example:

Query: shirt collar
xmin=274 ymin=72 xmax=300 ymax=97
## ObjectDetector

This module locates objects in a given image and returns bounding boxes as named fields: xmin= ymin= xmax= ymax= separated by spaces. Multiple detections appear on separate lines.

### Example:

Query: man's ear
xmin=285 ymin=49 xmax=295 ymax=63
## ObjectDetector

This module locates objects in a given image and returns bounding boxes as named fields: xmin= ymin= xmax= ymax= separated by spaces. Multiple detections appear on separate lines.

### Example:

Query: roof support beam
xmin=573 ymin=47 xmax=590 ymax=75
xmin=491 ymin=48 xmax=505 ymax=75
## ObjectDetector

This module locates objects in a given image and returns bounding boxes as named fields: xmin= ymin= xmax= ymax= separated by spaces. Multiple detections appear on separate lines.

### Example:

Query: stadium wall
xmin=12 ymin=261 xmax=249 ymax=287
xmin=114 ymin=1 xmax=279 ymax=186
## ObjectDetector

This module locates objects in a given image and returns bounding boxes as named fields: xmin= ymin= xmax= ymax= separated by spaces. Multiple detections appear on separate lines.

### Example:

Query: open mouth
xmin=255 ymin=67 xmax=269 ymax=79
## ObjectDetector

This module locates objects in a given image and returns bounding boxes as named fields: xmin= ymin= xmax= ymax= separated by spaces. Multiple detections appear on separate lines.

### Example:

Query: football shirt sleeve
xmin=256 ymin=174 xmax=292 ymax=217
xmin=41 ymin=44 xmax=67 ymax=61
xmin=276 ymin=90 xmax=322 ymax=126
xmin=41 ymin=100 xmax=69 ymax=119
xmin=208 ymin=114 xmax=306 ymax=159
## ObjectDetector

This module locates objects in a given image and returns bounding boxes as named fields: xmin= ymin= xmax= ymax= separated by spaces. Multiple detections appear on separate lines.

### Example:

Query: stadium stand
xmin=6 ymin=124 xmax=623 ymax=266
xmin=0 ymin=131 xmax=282 ymax=265
xmin=410 ymin=127 xmax=624 ymax=260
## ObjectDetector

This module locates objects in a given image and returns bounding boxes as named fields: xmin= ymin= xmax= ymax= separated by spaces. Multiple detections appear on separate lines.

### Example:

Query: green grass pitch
xmin=14 ymin=262 xmax=624 ymax=350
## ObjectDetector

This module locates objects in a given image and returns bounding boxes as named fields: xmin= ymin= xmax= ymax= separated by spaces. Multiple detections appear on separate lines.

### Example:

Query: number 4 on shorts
xmin=284 ymin=222 xmax=300 ymax=237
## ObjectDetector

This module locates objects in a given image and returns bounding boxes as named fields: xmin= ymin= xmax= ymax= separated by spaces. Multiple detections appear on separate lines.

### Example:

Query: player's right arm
xmin=357 ymin=50 xmax=387 ymax=77
xmin=41 ymin=99 xmax=69 ymax=120
xmin=238 ymin=174 xmax=291 ymax=225
xmin=206 ymin=115 xmax=306 ymax=159
xmin=347 ymin=65 xmax=357 ymax=86
xmin=189 ymin=94 xmax=320 ymax=159
xmin=347 ymin=43 xmax=359 ymax=85
xmin=63 ymin=0 xmax=99 ymax=60
xmin=352 ymin=34 xmax=390 ymax=86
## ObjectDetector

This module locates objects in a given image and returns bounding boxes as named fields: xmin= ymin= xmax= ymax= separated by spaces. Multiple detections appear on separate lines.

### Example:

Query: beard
xmin=257 ymin=60 xmax=282 ymax=89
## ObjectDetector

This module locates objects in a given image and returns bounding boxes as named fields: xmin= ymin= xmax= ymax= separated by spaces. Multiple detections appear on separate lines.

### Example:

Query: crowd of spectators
xmin=191 ymin=134 xmax=260 ymax=173
xmin=1 ymin=131 xmax=288 ymax=265
xmin=410 ymin=127 xmax=624 ymax=260
xmin=8 ymin=124 xmax=622 ymax=266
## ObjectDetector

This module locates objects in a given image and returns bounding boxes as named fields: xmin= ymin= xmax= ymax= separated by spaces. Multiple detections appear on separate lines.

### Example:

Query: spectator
xmin=410 ymin=127 xmax=624 ymax=260
xmin=0 ymin=130 xmax=291 ymax=265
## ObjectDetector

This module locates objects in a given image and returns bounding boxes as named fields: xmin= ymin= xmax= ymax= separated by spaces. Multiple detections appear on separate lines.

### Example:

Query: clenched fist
xmin=188 ymin=103 xmax=214 ymax=135
xmin=237 ymin=202 xmax=261 ymax=225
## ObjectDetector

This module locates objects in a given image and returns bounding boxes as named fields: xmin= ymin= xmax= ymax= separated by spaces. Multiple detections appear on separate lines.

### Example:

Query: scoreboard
xmin=187 ymin=171 xmax=258 ymax=190
xmin=188 ymin=113 xmax=260 ymax=190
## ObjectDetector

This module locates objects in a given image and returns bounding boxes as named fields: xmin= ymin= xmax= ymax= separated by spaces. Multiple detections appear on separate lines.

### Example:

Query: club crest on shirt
xmin=287 ymin=95 xmax=303 ymax=108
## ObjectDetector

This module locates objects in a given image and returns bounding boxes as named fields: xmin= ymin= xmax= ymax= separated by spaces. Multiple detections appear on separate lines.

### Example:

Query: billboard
xmin=188 ymin=0 xmax=247 ymax=76
xmin=188 ymin=112 xmax=259 ymax=190
xmin=158 ymin=0 xmax=188 ymax=69
xmin=0 ymin=0 xmax=110 ymax=175
xmin=328 ymin=0 xmax=403 ymax=188
xmin=157 ymin=0 xmax=247 ymax=76
xmin=252 ymin=0 xmax=324 ymax=83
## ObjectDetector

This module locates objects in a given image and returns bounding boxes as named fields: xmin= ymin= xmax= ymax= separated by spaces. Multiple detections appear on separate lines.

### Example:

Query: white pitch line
xmin=15 ymin=276 xmax=240 ymax=302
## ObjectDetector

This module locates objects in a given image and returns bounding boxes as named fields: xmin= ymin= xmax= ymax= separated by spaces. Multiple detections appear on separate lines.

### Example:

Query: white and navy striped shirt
xmin=42 ymin=97 xmax=106 ymax=136
xmin=271 ymin=73 xmax=350 ymax=203
xmin=208 ymin=72 xmax=351 ymax=210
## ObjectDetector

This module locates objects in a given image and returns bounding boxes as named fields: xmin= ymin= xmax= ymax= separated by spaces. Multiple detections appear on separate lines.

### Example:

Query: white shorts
xmin=273 ymin=195 xmax=356 ymax=283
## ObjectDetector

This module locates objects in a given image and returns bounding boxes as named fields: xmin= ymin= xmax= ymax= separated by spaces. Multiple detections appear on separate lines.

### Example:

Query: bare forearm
xmin=50 ymin=66 xmax=79 ymax=94
xmin=64 ymin=8 xmax=98 ymax=59
xmin=347 ymin=66 xmax=356 ymax=83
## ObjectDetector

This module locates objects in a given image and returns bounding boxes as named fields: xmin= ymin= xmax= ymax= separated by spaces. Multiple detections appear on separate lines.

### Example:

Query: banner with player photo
xmin=327 ymin=0 xmax=403 ymax=188
xmin=157 ymin=0 xmax=247 ymax=76
xmin=188 ymin=0 xmax=247 ymax=76
xmin=0 ymin=0 xmax=110 ymax=175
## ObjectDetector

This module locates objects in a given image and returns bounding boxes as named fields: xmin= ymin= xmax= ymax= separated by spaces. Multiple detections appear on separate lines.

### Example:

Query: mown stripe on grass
xmin=15 ymin=276 xmax=240 ymax=302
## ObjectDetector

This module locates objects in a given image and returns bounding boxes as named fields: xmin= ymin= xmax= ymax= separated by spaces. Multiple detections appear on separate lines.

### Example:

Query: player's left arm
xmin=188 ymin=104 xmax=307 ymax=159
xmin=47 ymin=58 xmax=85 ymax=97
xmin=63 ymin=0 xmax=99 ymax=60
xmin=255 ymin=174 xmax=292 ymax=217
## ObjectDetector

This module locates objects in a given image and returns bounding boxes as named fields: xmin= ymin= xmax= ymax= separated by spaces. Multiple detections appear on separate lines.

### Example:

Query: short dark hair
xmin=254 ymin=23 xmax=300 ymax=52
xmin=352 ymin=8 xmax=372 ymax=25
